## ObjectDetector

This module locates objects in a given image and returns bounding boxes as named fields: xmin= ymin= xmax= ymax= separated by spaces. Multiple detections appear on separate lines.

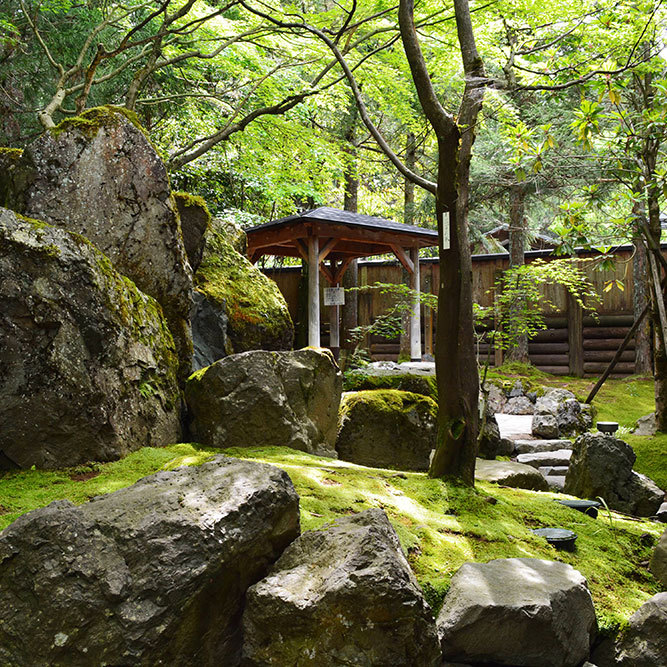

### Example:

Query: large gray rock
xmin=0 ymin=208 xmax=181 ymax=468
xmin=515 ymin=439 xmax=573 ymax=455
xmin=485 ymin=382 xmax=507 ymax=414
xmin=242 ymin=509 xmax=441 ymax=666
xmin=650 ymin=528 xmax=667 ymax=588
xmin=517 ymin=449 xmax=573 ymax=469
xmin=336 ymin=390 xmax=437 ymax=470
xmin=1 ymin=106 xmax=194 ymax=377
xmin=195 ymin=223 xmax=293 ymax=356
xmin=475 ymin=458 xmax=549 ymax=491
xmin=615 ymin=593 xmax=667 ymax=666
xmin=564 ymin=433 xmax=663 ymax=516
xmin=0 ymin=456 xmax=300 ymax=665
xmin=536 ymin=388 xmax=576 ymax=415
xmin=437 ymin=558 xmax=596 ymax=667
xmin=186 ymin=348 xmax=342 ymax=457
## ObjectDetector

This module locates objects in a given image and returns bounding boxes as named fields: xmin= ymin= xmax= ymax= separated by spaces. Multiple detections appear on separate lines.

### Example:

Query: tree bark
xmin=633 ymin=236 xmax=653 ymax=374
xmin=399 ymin=0 xmax=483 ymax=485
xmin=506 ymin=182 xmax=529 ymax=362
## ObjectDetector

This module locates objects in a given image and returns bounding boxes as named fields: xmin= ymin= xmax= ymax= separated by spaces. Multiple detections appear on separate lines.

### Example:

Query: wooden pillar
xmin=410 ymin=247 xmax=421 ymax=361
xmin=567 ymin=292 xmax=584 ymax=377
xmin=329 ymin=259 xmax=340 ymax=360
xmin=308 ymin=236 xmax=320 ymax=347
xmin=424 ymin=268 xmax=433 ymax=357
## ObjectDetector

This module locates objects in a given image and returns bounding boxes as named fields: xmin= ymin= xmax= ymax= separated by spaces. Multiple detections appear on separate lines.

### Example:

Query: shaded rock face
xmin=196 ymin=222 xmax=293 ymax=355
xmin=191 ymin=289 xmax=232 ymax=371
xmin=174 ymin=192 xmax=210 ymax=272
xmin=186 ymin=349 xmax=342 ymax=457
xmin=2 ymin=106 xmax=194 ymax=376
xmin=478 ymin=411 xmax=502 ymax=459
xmin=0 ymin=456 xmax=300 ymax=666
xmin=0 ymin=208 xmax=181 ymax=468
xmin=615 ymin=593 xmax=667 ymax=667
xmin=564 ymin=433 xmax=663 ymax=516
xmin=241 ymin=509 xmax=441 ymax=667
xmin=650 ymin=528 xmax=667 ymax=587
xmin=336 ymin=390 xmax=437 ymax=471
xmin=474 ymin=458 xmax=549 ymax=491
xmin=437 ymin=558 xmax=596 ymax=667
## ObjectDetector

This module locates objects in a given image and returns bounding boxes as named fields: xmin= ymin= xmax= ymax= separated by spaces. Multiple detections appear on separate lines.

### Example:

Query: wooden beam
xmin=318 ymin=238 xmax=338 ymax=263
xmin=329 ymin=259 xmax=340 ymax=359
xmin=410 ymin=247 xmax=421 ymax=361
xmin=333 ymin=256 xmax=354 ymax=284
xmin=390 ymin=244 xmax=414 ymax=274
xmin=295 ymin=239 xmax=309 ymax=263
xmin=319 ymin=263 xmax=335 ymax=285
xmin=308 ymin=237 xmax=320 ymax=347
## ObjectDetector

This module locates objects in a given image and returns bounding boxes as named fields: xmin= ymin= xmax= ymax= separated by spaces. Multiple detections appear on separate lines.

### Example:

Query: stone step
xmin=538 ymin=466 xmax=570 ymax=477
xmin=514 ymin=439 xmax=573 ymax=455
xmin=544 ymin=475 xmax=566 ymax=490
xmin=516 ymin=449 xmax=573 ymax=469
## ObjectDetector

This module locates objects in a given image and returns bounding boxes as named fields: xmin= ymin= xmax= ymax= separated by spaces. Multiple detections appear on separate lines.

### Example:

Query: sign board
xmin=324 ymin=287 xmax=345 ymax=306
xmin=442 ymin=211 xmax=450 ymax=250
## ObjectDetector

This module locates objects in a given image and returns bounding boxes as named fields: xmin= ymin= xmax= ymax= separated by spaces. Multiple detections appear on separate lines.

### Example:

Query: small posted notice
xmin=324 ymin=287 xmax=345 ymax=306
xmin=442 ymin=211 xmax=450 ymax=250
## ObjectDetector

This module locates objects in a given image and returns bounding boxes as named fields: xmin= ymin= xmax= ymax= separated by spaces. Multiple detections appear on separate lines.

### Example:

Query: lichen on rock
xmin=0 ymin=207 xmax=181 ymax=469
xmin=195 ymin=223 xmax=293 ymax=354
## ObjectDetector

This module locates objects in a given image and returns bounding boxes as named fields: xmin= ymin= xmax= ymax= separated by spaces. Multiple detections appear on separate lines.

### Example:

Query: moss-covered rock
xmin=0 ymin=147 xmax=24 ymax=209
xmin=343 ymin=368 xmax=438 ymax=400
xmin=173 ymin=191 xmax=211 ymax=272
xmin=0 ymin=105 xmax=194 ymax=380
xmin=336 ymin=390 xmax=437 ymax=471
xmin=186 ymin=348 xmax=342 ymax=457
xmin=195 ymin=224 xmax=293 ymax=357
xmin=0 ymin=208 xmax=181 ymax=468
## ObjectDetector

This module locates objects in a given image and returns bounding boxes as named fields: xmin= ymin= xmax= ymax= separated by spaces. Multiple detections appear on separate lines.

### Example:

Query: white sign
xmin=442 ymin=211 xmax=450 ymax=250
xmin=324 ymin=287 xmax=345 ymax=306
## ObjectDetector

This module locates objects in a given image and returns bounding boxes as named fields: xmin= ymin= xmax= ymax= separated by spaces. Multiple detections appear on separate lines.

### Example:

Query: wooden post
xmin=567 ymin=292 xmax=584 ymax=377
xmin=308 ymin=236 xmax=320 ymax=347
xmin=410 ymin=247 xmax=421 ymax=361
xmin=329 ymin=259 xmax=340 ymax=361
xmin=424 ymin=268 xmax=433 ymax=357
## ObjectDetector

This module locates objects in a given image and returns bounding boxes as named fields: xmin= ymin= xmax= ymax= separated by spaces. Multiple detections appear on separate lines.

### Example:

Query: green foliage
xmin=347 ymin=281 xmax=437 ymax=353
xmin=488 ymin=258 xmax=600 ymax=351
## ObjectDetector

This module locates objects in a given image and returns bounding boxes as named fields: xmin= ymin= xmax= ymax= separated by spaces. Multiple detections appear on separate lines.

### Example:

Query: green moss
xmin=196 ymin=228 xmax=293 ymax=351
xmin=14 ymin=212 xmax=49 ymax=230
xmin=625 ymin=433 xmax=667 ymax=490
xmin=340 ymin=389 xmax=438 ymax=420
xmin=51 ymin=105 xmax=148 ymax=140
xmin=0 ymin=147 xmax=23 ymax=160
xmin=343 ymin=370 xmax=438 ymax=400
xmin=173 ymin=191 xmax=211 ymax=218
xmin=0 ymin=443 xmax=661 ymax=628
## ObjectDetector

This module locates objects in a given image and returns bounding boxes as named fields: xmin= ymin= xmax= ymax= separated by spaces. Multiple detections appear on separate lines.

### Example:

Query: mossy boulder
xmin=0 ymin=106 xmax=194 ymax=379
xmin=186 ymin=348 xmax=342 ymax=457
xmin=0 ymin=208 xmax=181 ymax=468
xmin=242 ymin=509 xmax=442 ymax=666
xmin=210 ymin=215 xmax=247 ymax=255
xmin=0 ymin=147 xmax=23 ymax=207
xmin=336 ymin=390 xmax=437 ymax=471
xmin=343 ymin=368 xmax=438 ymax=400
xmin=194 ymin=223 xmax=293 ymax=362
xmin=0 ymin=455 xmax=300 ymax=664
xmin=173 ymin=191 xmax=211 ymax=272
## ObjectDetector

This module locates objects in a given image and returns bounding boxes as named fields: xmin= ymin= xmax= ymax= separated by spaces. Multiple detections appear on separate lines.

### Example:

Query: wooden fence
xmin=263 ymin=245 xmax=647 ymax=376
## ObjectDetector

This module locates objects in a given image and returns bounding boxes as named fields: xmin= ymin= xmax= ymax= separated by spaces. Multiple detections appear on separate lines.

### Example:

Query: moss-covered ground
xmin=1 ymin=438 xmax=662 ymax=632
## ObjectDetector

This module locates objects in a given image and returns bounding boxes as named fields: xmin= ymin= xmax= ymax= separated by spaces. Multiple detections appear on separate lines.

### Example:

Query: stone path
xmin=495 ymin=413 xmax=573 ymax=491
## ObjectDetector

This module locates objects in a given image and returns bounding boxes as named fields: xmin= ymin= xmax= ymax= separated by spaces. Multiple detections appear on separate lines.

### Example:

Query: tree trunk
xmin=506 ymin=182 xmax=529 ymax=363
xmin=646 ymin=189 xmax=667 ymax=431
xmin=633 ymin=236 xmax=653 ymax=374
xmin=399 ymin=0 xmax=483 ymax=484
xmin=341 ymin=110 xmax=359 ymax=353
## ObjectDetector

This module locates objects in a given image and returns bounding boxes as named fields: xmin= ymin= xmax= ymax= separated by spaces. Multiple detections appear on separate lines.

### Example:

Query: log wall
xmin=262 ymin=245 xmax=652 ymax=377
